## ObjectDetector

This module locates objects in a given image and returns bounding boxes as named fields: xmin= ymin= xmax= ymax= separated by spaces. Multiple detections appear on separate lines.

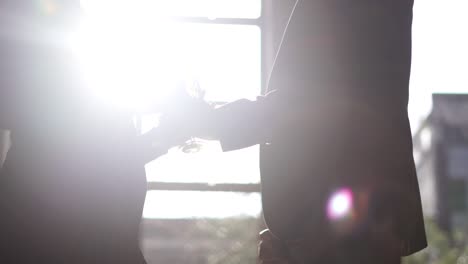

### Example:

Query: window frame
xmin=144 ymin=1 xmax=268 ymax=214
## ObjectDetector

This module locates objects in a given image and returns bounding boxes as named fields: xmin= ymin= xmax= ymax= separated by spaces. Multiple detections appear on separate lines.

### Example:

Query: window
xmin=78 ymin=2 xmax=264 ymax=262
xmin=79 ymin=0 xmax=263 ymax=219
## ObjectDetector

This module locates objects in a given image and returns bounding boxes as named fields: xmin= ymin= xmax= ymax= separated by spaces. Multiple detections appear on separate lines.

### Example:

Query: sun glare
xmin=76 ymin=0 xmax=262 ymax=219
xmin=76 ymin=1 xmax=260 ymax=112
xmin=327 ymin=188 xmax=353 ymax=220
xmin=75 ymin=1 xmax=188 ymax=111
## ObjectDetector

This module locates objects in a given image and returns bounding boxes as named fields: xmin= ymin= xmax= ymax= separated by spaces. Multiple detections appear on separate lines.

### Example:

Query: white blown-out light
xmin=73 ymin=1 xmax=188 ymax=111
xmin=327 ymin=188 xmax=353 ymax=220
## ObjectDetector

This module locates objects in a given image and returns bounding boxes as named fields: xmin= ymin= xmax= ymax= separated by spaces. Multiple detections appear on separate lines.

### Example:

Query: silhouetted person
xmin=0 ymin=1 xmax=180 ymax=263
xmin=171 ymin=0 xmax=427 ymax=263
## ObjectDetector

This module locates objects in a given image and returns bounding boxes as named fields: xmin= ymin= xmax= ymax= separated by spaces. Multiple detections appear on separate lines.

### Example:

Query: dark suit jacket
xmin=214 ymin=0 xmax=426 ymax=256
xmin=0 ymin=24 xmax=147 ymax=264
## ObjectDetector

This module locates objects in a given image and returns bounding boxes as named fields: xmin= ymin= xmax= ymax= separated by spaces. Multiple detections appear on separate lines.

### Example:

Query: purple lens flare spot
xmin=327 ymin=188 xmax=354 ymax=220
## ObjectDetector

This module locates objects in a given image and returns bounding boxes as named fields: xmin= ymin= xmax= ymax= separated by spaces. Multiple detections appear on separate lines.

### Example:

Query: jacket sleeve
xmin=213 ymin=91 xmax=280 ymax=152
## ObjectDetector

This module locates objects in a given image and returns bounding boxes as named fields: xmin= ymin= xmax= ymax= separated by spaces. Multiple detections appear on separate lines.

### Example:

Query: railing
xmin=147 ymin=182 xmax=260 ymax=193
xmin=147 ymin=114 xmax=435 ymax=193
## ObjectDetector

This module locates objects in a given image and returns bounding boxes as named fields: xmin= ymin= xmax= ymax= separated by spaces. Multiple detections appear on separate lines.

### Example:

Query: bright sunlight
xmin=76 ymin=0 xmax=261 ymax=111
xmin=76 ymin=0 xmax=262 ymax=219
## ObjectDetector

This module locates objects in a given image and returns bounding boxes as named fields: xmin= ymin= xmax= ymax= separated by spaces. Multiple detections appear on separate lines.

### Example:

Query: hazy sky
xmin=409 ymin=0 xmax=468 ymax=128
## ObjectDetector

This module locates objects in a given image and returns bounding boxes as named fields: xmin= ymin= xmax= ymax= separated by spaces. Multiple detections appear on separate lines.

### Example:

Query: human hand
xmin=258 ymin=229 xmax=290 ymax=264
xmin=140 ymin=83 xmax=213 ymax=159
xmin=158 ymin=81 xmax=215 ymax=144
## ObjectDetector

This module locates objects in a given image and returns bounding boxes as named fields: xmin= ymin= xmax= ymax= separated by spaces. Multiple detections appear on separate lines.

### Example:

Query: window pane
xmin=174 ymin=23 xmax=262 ymax=102
xmin=143 ymin=23 xmax=262 ymax=185
xmin=141 ymin=218 xmax=259 ymax=264
xmin=81 ymin=0 xmax=262 ymax=19
xmin=143 ymin=191 xmax=261 ymax=219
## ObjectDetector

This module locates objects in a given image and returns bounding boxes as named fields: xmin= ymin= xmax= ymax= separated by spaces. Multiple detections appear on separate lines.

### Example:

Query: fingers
xmin=258 ymin=230 xmax=290 ymax=264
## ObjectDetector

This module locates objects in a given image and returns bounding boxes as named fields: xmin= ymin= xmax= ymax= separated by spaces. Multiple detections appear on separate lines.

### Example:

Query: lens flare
xmin=327 ymin=188 xmax=353 ymax=220
xmin=42 ymin=0 xmax=59 ymax=15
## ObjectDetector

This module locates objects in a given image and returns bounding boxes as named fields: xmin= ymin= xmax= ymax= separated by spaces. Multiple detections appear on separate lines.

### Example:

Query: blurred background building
xmin=414 ymin=94 xmax=468 ymax=231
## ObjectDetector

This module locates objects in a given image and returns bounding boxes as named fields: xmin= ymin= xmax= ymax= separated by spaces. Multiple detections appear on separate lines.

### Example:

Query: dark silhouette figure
xmin=173 ymin=0 xmax=427 ymax=263
xmin=0 ymin=1 xmax=179 ymax=263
